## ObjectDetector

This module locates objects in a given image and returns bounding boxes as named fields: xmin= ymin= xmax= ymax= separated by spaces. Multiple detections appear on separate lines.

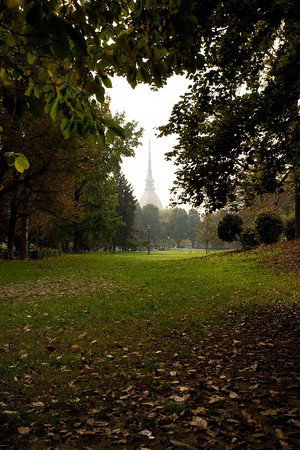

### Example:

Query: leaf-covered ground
xmin=9 ymin=303 xmax=299 ymax=450
xmin=0 ymin=277 xmax=118 ymax=301
xmin=0 ymin=244 xmax=299 ymax=449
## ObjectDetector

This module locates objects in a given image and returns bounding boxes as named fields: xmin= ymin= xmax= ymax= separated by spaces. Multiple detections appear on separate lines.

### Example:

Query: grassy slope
xmin=0 ymin=245 xmax=299 ymax=445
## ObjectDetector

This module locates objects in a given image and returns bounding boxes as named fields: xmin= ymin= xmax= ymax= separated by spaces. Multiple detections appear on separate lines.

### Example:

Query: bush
xmin=242 ymin=226 xmax=259 ymax=248
xmin=217 ymin=213 xmax=243 ymax=243
xmin=38 ymin=247 xmax=61 ymax=259
xmin=285 ymin=217 xmax=295 ymax=241
xmin=255 ymin=211 xmax=284 ymax=244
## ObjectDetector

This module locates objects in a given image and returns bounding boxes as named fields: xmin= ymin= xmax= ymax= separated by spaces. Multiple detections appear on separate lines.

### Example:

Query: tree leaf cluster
xmin=0 ymin=0 xmax=209 ymax=153
xmin=159 ymin=0 xmax=300 ymax=236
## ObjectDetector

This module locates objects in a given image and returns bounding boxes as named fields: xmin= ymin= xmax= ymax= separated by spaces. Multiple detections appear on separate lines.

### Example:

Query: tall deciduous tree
xmin=197 ymin=213 xmax=222 ymax=254
xmin=68 ymin=111 xmax=142 ymax=252
xmin=0 ymin=106 xmax=84 ymax=258
xmin=167 ymin=207 xmax=188 ymax=247
xmin=160 ymin=0 xmax=300 ymax=238
xmin=72 ymin=168 xmax=120 ymax=252
xmin=186 ymin=209 xmax=201 ymax=248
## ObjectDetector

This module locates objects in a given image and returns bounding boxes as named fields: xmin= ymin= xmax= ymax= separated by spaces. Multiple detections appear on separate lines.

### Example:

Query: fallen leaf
xmin=76 ymin=428 xmax=87 ymax=435
xmin=31 ymin=401 xmax=44 ymax=407
xmin=190 ymin=416 xmax=208 ymax=430
xmin=71 ymin=344 xmax=84 ymax=351
xmin=191 ymin=407 xmax=207 ymax=415
xmin=18 ymin=426 xmax=30 ymax=435
xmin=290 ymin=419 xmax=300 ymax=427
xmin=208 ymin=396 xmax=225 ymax=404
xmin=260 ymin=409 xmax=278 ymax=416
xmin=95 ymin=421 xmax=109 ymax=427
xmin=229 ymin=391 xmax=239 ymax=399
xmin=169 ymin=394 xmax=190 ymax=403
xmin=139 ymin=429 xmax=155 ymax=439
xmin=250 ymin=362 xmax=258 ymax=370
xmin=275 ymin=428 xmax=288 ymax=440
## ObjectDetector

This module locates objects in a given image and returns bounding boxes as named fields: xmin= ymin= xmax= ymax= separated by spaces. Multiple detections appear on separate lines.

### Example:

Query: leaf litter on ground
xmin=1 ymin=301 xmax=299 ymax=449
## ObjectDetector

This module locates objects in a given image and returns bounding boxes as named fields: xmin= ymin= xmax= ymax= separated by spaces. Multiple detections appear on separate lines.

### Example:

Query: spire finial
xmin=148 ymin=139 xmax=152 ymax=175
xmin=146 ymin=139 xmax=154 ymax=190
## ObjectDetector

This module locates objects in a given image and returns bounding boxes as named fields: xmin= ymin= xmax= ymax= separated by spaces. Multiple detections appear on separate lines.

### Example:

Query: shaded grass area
xmin=0 ymin=246 xmax=299 ymax=448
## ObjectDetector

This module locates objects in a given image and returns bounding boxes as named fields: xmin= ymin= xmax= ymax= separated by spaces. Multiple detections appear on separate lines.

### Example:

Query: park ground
xmin=0 ymin=243 xmax=299 ymax=449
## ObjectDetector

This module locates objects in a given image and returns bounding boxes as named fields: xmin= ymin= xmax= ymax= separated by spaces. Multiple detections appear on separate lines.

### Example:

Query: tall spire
xmin=139 ymin=139 xmax=163 ymax=210
xmin=146 ymin=140 xmax=154 ymax=190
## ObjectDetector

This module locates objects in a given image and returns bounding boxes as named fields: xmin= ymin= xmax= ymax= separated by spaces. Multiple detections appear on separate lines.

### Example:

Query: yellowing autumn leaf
xmin=14 ymin=153 xmax=29 ymax=173
xmin=71 ymin=344 xmax=84 ymax=351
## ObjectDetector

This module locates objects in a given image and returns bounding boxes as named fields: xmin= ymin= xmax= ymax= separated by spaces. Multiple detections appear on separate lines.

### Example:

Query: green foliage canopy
xmin=0 ymin=0 xmax=206 ymax=148
xmin=255 ymin=211 xmax=284 ymax=244
xmin=160 ymin=0 xmax=300 ymax=234
xmin=217 ymin=213 xmax=244 ymax=244
xmin=167 ymin=207 xmax=188 ymax=246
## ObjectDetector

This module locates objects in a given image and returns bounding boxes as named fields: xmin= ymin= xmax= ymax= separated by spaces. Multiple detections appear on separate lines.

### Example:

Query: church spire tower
xmin=139 ymin=141 xmax=163 ymax=210
xmin=146 ymin=141 xmax=154 ymax=190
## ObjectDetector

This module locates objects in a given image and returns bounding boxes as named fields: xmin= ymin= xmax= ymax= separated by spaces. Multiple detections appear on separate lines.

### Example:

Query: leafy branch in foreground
xmin=0 ymin=0 xmax=206 ymax=157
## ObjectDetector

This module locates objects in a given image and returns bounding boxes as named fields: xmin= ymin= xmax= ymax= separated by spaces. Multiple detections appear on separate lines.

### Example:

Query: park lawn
xmin=0 ymin=245 xmax=299 ymax=447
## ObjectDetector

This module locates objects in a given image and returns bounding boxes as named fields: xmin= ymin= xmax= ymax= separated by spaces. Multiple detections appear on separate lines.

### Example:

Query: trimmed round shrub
xmin=255 ymin=211 xmax=284 ymax=244
xmin=285 ymin=217 xmax=295 ymax=241
xmin=242 ymin=226 xmax=259 ymax=248
xmin=217 ymin=213 xmax=243 ymax=242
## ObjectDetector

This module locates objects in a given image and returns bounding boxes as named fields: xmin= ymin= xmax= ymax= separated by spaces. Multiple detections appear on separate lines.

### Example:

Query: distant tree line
xmin=136 ymin=205 xmax=201 ymax=250
xmin=201 ymin=188 xmax=295 ymax=252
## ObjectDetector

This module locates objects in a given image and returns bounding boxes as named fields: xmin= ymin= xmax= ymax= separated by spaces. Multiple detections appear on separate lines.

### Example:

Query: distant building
xmin=139 ymin=143 xmax=163 ymax=210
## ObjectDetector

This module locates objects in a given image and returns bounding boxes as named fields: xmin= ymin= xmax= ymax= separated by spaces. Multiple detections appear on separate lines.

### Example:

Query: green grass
xmin=0 ymin=247 xmax=299 ymax=444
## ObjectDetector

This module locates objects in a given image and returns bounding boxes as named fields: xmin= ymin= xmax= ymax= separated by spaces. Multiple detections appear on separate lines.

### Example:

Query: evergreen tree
xmin=113 ymin=173 xmax=137 ymax=251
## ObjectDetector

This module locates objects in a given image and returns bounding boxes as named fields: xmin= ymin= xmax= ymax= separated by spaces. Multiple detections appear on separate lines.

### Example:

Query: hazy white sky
xmin=109 ymin=75 xmax=191 ymax=209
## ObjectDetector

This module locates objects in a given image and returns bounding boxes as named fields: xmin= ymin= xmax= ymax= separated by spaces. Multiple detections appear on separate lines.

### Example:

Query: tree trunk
xmin=73 ymin=226 xmax=82 ymax=253
xmin=73 ymin=183 xmax=82 ymax=253
xmin=238 ymin=232 xmax=245 ymax=249
xmin=62 ymin=241 xmax=70 ymax=253
xmin=295 ymin=176 xmax=300 ymax=240
xmin=19 ymin=215 xmax=29 ymax=260
xmin=7 ymin=200 xmax=17 ymax=260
